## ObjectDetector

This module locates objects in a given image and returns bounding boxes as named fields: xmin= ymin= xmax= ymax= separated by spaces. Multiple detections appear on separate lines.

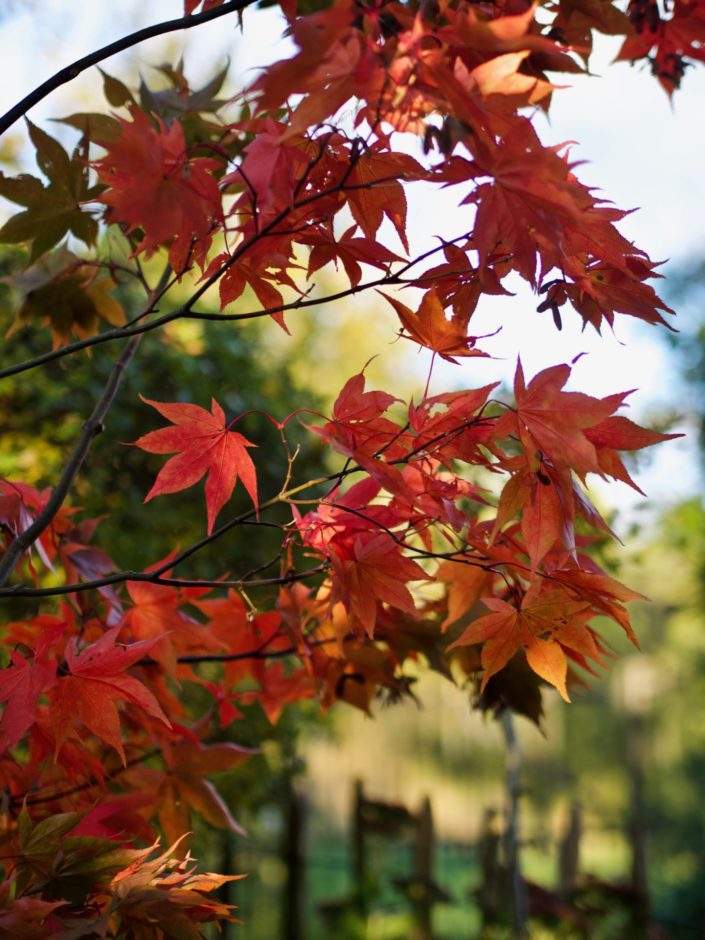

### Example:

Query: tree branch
xmin=0 ymin=563 xmax=328 ymax=599
xmin=0 ymin=231 xmax=474 ymax=379
xmin=0 ymin=0 xmax=258 ymax=137
xmin=0 ymin=336 xmax=142 ymax=586
xmin=9 ymin=631 xmax=348 ymax=811
xmin=0 ymin=405 xmax=498 ymax=598
xmin=0 ymin=456 xmax=351 ymax=598
xmin=10 ymin=748 xmax=161 ymax=808
xmin=141 ymin=632 xmax=341 ymax=667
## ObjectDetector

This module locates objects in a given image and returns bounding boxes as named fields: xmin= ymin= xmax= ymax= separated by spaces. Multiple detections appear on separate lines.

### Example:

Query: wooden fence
xmin=267 ymin=777 xmax=654 ymax=940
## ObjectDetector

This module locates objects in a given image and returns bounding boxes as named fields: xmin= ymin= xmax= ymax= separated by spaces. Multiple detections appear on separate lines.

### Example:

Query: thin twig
xmin=11 ymin=748 xmax=160 ymax=808
xmin=8 ymin=631 xmax=350 ymax=809
xmin=141 ymin=632 xmax=341 ymax=668
xmin=0 ymin=406 xmax=499 ymax=598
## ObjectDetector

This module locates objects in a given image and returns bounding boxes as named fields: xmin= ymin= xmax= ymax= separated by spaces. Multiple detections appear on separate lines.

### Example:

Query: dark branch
xmin=0 ymin=0 xmax=258 ymax=137
xmin=0 ymin=336 xmax=142 ymax=586
xmin=11 ymin=748 xmax=160 ymax=808
xmin=9 ymin=633 xmax=346 ymax=809
xmin=0 ymin=406 xmax=498 ymax=598
xmin=0 ymin=563 xmax=328 ymax=599
xmin=140 ymin=632 xmax=341 ymax=667
xmin=0 ymin=231 xmax=473 ymax=380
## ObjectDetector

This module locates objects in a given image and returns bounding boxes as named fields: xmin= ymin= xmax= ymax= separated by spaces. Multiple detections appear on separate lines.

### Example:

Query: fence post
xmin=411 ymin=796 xmax=435 ymax=940
xmin=558 ymin=800 xmax=582 ymax=898
xmin=220 ymin=831 xmax=240 ymax=940
xmin=352 ymin=778 xmax=367 ymax=917
xmin=501 ymin=711 xmax=529 ymax=938
xmin=282 ymin=785 xmax=307 ymax=940
xmin=627 ymin=714 xmax=649 ymax=934
xmin=477 ymin=807 xmax=502 ymax=929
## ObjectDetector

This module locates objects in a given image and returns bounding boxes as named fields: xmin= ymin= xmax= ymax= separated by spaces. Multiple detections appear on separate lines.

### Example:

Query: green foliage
xmin=0 ymin=260 xmax=324 ymax=578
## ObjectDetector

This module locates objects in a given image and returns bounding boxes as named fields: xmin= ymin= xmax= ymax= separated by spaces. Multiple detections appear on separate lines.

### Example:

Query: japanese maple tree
xmin=0 ymin=0 xmax=697 ymax=933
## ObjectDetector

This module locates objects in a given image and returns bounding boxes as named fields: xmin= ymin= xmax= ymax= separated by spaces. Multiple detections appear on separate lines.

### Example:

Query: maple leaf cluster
xmin=0 ymin=0 xmax=698 ymax=932
xmin=0 ymin=809 xmax=241 ymax=937
xmin=0 ymin=351 xmax=678 ymax=930
xmin=617 ymin=0 xmax=705 ymax=94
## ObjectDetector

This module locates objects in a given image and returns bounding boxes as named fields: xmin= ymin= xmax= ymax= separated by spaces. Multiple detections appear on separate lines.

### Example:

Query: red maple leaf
xmin=140 ymin=740 xmax=255 ymax=846
xmin=0 ymin=618 xmax=64 ymax=751
xmin=330 ymin=532 xmax=426 ymax=636
xmin=304 ymin=225 xmax=402 ymax=287
xmin=50 ymin=626 xmax=171 ymax=763
xmin=93 ymin=107 xmax=223 ymax=273
xmin=310 ymin=373 xmax=406 ymax=461
xmin=463 ymin=119 xmax=672 ymax=329
xmin=584 ymin=414 xmax=682 ymax=493
xmin=124 ymin=578 xmax=221 ymax=674
xmin=617 ymin=0 xmax=705 ymax=94
xmin=245 ymin=663 xmax=316 ymax=724
xmin=134 ymin=398 xmax=258 ymax=535
xmin=493 ymin=359 xmax=629 ymax=476
xmin=250 ymin=8 xmax=367 ymax=136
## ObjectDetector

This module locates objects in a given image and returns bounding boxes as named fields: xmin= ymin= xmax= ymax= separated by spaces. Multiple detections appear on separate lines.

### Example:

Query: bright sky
xmin=1 ymin=0 xmax=703 ymax=514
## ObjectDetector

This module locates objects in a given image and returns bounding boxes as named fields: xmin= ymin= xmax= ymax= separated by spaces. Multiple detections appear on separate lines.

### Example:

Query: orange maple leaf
xmin=382 ymin=288 xmax=486 ymax=362
xmin=437 ymin=558 xmax=490 ymax=631
xmin=448 ymin=584 xmax=599 ymax=700
xmin=109 ymin=838 xmax=242 ymax=931
xmin=550 ymin=565 xmax=645 ymax=645
xmin=134 ymin=398 xmax=258 ymax=535
xmin=491 ymin=464 xmax=575 ymax=570
xmin=344 ymin=148 xmax=426 ymax=253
